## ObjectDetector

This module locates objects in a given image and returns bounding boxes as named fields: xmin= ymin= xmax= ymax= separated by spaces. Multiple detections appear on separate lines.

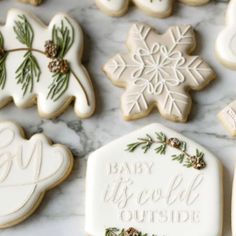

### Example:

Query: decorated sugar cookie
xmin=18 ymin=0 xmax=42 ymax=5
xmin=232 ymin=165 xmax=236 ymax=236
xmin=85 ymin=124 xmax=223 ymax=236
xmin=95 ymin=0 xmax=211 ymax=17
xmin=179 ymin=0 xmax=210 ymax=5
xmin=218 ymin=100 xmax=236 ymax=136
xmin=95 ymin=0 xmax=173 ymax=17
xmin=216 ymin=0 xmax=236 ymax=69
xmin=103 ymin=23 xmax=215 ymax=122
xmin=0 ymin=9 xmax=95 ymax=119
xmin=0 ymin=121 xmax=73 ymax=228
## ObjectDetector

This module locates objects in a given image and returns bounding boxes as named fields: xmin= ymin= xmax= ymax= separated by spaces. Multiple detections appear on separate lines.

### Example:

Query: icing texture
xmin=103 ymin=23 xmax=215 ymax=122
xmin=218 ymin=100 xmax=236 ymax=136
xmin=216 ymin=0 xmax=236 ymax=68
xmin=0 ymin=9 xmax=95 ymax=119
xmin=0 ymin=122 xmax=73 ymax=228
xmin=96 ymin=0 xmax=172 ymax=17
xmin=95 ymin=0 xmax=210 ymax=17
xmin=85 ymin=124 xmax=223 ymax=236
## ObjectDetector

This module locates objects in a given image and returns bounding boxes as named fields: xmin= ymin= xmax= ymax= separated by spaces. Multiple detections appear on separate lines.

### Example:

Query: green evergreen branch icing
xmin=52 ymin=17 xmax=74 ymax=58
xmin=126 ymin=132 xmax=206 ymax=170
xmin=15 ymin=51 xmax=41 ymax=95
xmin=47 ymin=72 xmax=70 ymax=101
xmin=105 ymin=227 xmax=154 ymax=236
xmin=13 ymin=15 xmax=34 ymax=48
xmin=47 ymin=18 xmax=74 ymax=101
xmin=14 ymin=15 xmax=41 ymax=95
xmin=0 ymin=32 xmax=6 ymax=89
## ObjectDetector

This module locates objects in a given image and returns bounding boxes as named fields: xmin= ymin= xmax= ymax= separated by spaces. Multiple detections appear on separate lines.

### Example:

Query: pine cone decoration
xmin=0 ymin=48 xmax=5 ymax=58
xmin=189 ymin=156 xmax=206 ymax=170
xmin=168 ymin=138 xmax=181 ymax=148
xmin=125 ymin=228 xmax=140 ymax=236
xmin=44 ymin=40 xmax=59 ymax=59
xmin=48 ymin=58 xmax=70 ymax=74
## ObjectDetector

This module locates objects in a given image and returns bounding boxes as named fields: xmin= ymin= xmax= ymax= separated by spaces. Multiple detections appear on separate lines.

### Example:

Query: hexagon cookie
xmin=85 ymin=123 xmax=223 ymax=236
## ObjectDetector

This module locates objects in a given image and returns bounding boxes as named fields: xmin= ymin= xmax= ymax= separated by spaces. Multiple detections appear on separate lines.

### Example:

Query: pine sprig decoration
xmin=52 ymin=17 xmax=74 ymax=58
xmin=47 ymin=17 xmax=75 ymax=101
xmin=105 ymin=227 xmax=155 ymax=236
xmin=0 ymin=31 xmax=7 ymax=89
xmin=13 ymin=15 xmax=41 ymax=95
xmin=16 ymin=51 xmax=41 ymax=95
xmin=13 ymin=15 xmax=34 ymax=48
xmin=126 ymin=131 xmax=206 ymax=170
xmin=47 ymin=72 xmax=70 ymax=101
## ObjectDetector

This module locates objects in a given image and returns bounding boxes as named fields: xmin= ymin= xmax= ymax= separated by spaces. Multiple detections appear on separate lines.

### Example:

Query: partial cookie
xmin=85 ymin=123 xmax=223 ymax=236
xmin=218 ymin=100 xmax=236 ymax=136
xmin=232 ymin=165 xmax=236 ymax=236
xmin=103 ymin=23 xmax=215 ymax=122
xmin=18 ymin=0 xmax=43 ymax=6
xmin=0 ymin=121 xmax=73 ymax=228
xmin=216 ymin=0 xmax=236 ymax=69
xmin=95 ymin=0 xmax=210 ymax=17
xmin=0 ymin=9 xmax=95 ymax=119
xmin=179 ymin=0 xmax=210 ymax=6
xmin=96 ymin=0 xmax=173 ymax=18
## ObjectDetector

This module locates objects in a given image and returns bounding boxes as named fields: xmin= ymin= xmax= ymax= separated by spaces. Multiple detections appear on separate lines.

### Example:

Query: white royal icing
xmin=0 ymin=122 xmax=73 ymax=227
xmin=85 ymin=124 xmax=223 ymax=236
xmin=218 ymin=100 xmax=236 ymax=136
xmin=103 ymin=23 xmax=215 ymax=122
xmin=216 ymin=0 xmax=236 ymax=68
xmin=232 ymin=165 xmax=236 ymax=236
xmin=0 ymin=9 xmax=95 ymax=118
xmin=96 ymin=0 xmax=127 ymax=12
xmin=96 ymin=0 xmax=172 ymax=17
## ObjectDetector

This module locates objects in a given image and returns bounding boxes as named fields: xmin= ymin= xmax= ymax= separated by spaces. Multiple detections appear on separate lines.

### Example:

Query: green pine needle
xmin=52 ymin=17 xmax=74 ymax=58
xmin=15 ymin=51 xmax=41 ymax=95
xmin=13 ymin=15 xmax=34 ymax=48
xmin=0 ymin=31 xmax=6 ymax=90
xmin=47 ymin=72 xmax=70 ymax=101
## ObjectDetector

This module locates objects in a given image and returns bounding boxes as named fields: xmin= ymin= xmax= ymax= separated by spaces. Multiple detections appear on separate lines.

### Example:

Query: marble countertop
xmin=0 ymin=0 xmax=234 ymax=235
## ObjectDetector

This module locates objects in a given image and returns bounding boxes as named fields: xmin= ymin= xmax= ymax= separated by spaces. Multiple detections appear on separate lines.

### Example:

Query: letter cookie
xmin=85 ymin=124 xmax=223 ymax=236
xmin=95 ymin=0 xmax=210 ymax=17
xmin=0 ymin=121 xmax=73 ymax=228
xmin=103 ymin=23 xmax=215 ymax=122
xmin=218 ymin=100 xmax=236 ymax=136
xmin=0 ymin=9 xmax=95 ymax=119
xmin=216 ymin=0 xmax=236 ymax=69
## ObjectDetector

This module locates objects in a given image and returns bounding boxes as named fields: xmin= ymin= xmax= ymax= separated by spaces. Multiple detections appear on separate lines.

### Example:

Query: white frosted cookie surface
xmin=103 ymin=23 xmax=215 ymax=122
xmin=96 ymin=0 xmax=173 ymax=17
xmin=0 ymin=9 xmax=95 ymax=118
xmin=85 ymin=123 xmax=223 ymax=236
xmin=218 ymin=100 xmax=236 ymax=136
xmin=0 ymin=121 xmax=73 ymax=228
xmin=216 ymin=0 xmax=236 ymax=68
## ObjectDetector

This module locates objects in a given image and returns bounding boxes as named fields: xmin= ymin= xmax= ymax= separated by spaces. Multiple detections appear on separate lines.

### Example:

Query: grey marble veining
xmin=0 ymin=0 xmax=234 ymax=235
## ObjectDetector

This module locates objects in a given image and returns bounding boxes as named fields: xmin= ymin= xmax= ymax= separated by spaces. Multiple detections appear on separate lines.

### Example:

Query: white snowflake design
xmin=103 ymin=23 xmax=215 ymax=122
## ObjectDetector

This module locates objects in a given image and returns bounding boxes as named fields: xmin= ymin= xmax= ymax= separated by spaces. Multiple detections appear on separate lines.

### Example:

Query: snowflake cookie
xmin=216 ymin=0 xmax=236 ymax=69
xmin=0 ymin=121 xmax=73 ymax=228
xmin=86 ymin=123 xmax=223 ymax=236
xmin=95 ymin=0 xmax=211 ymax=17
xmin=103 ymin=23 xmax=215 ymax=122
xmin=0 ymin=9 xmax=95 ymax=119
xmin=218 ymin=100 xmax=236 ymax=136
